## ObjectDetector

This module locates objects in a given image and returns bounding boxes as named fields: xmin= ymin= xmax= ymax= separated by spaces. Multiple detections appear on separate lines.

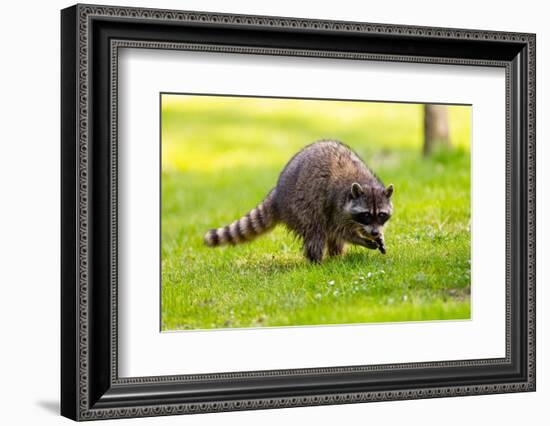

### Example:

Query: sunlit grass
xmin=162 ymin=95 xmax=470 ymax=172
xmin=161 ymin=94 xmax=471 ymax=330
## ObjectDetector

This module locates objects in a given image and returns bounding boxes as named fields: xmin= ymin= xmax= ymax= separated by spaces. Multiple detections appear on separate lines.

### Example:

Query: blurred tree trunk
xmin=423 ymin=104 xmax=449 ymax=156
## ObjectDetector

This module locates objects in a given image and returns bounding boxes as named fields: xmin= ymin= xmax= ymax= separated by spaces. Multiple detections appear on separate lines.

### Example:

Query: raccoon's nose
xmin=370 ymin=229 xmax=380 ymax=237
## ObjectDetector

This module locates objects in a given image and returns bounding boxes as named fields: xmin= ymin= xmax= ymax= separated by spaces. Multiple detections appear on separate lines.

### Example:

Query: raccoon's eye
xmin=352 ymin=212 xmax=373 ymax=225
xmin=378 ymin=212 xmax=389 ymax=222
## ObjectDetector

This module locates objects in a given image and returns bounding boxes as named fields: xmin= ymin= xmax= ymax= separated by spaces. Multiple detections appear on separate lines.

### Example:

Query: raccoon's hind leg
xmin=327 ymin=238 xmax=344 ymax=257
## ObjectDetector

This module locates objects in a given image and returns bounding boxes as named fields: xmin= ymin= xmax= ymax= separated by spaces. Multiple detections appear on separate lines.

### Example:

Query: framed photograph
xmin=61 ymin=4 xmax=536 ymax=421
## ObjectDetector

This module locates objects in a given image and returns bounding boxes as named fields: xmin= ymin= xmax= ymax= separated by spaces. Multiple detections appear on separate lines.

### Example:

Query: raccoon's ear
xmin=385 ymin=184 xmax=394 ymax=198
xmin=351 ymin=182 xmax=363 ymax=199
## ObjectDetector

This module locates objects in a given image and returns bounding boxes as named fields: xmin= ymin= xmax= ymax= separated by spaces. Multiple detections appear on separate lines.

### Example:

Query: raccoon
xmin=204 ymin=140 xmax=394 ymax=262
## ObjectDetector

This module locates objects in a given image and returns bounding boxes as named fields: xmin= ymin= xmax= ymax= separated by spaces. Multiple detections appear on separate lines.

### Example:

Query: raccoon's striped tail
xmin=204 ymin=189 xmax=278 ymax=247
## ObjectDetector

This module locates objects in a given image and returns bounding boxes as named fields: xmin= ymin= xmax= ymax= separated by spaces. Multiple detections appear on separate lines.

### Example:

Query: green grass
xmin=161 ymin=95 xmax=471 ymax=331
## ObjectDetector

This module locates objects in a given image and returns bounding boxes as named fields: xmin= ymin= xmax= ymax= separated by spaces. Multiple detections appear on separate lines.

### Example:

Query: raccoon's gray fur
xmin=204 ymin=140 xmax=394 ymax=262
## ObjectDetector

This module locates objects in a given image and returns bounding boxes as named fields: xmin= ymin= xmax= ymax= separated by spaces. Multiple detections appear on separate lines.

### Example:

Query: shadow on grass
xmin=233 ymin=253 xmax=305 ymax=275
xmin=231 ymin=245 xmax=379 ymax=275
xmin=332 ymin=249 xmax=379 ymax=265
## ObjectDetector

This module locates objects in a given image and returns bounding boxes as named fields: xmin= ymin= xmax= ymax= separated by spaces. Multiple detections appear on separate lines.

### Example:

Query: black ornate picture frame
xmin=61 ymin=4 xmax=536 ymax=421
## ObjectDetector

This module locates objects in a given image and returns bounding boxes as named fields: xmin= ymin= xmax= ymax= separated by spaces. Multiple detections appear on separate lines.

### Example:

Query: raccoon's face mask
xmin=347 ymin=182 xmax=393 ymax=239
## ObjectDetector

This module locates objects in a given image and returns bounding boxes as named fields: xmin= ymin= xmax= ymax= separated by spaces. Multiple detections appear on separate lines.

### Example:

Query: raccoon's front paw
xmin=349 ymin=234 xmax=378 ymax=250
xmin=364 ymin=239 xmax=379 ymax=250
